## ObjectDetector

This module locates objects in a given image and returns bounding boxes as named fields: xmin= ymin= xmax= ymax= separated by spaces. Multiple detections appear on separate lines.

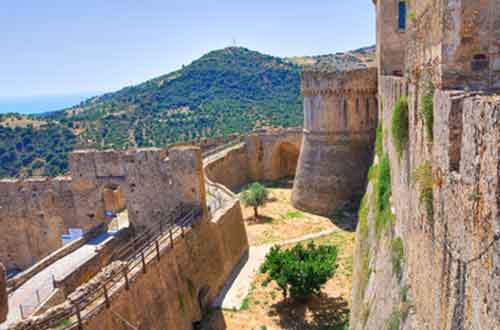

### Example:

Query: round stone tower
xmin=291 ymin=67 xmax=378 ymax=216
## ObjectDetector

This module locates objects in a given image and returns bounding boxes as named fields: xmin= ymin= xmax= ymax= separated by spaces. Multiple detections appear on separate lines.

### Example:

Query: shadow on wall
xmin=271 ymin=142 xmax=300 ymax=180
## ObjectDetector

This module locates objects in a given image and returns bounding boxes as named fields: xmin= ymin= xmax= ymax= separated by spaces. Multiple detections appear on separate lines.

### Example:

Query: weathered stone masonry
xmin=0 ymin=146 xmax=206 ymax=271
xmin=204 ymin=128 xmax=302 ymax=191
xmin=6 ymin=143 xmax=249 ymax=330
xmin=351 ymin=1 xmax=500 ymax=329
xmin=292 ymin=68 xmax=378 ymax=216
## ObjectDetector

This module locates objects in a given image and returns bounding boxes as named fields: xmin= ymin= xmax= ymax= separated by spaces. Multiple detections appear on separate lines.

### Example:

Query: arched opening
xmin=271 ymin=142 xmax=300 ymax=180
xmin=102 ymin=184 xmax=129 ymax=232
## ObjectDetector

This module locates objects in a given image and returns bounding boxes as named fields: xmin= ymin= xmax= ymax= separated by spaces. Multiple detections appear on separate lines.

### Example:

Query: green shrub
xmin=421 ymin=91 xmax=434 ymax=141
xmin=260 ymin=242 xmax=338 ymax=300
xmin=240 ymin=182 xmax=269 ymax=218
xmin=240 ymin=297 xmax=250 ymax=310
xmin=412 ymin=161 xmax=433 ymax=223
xmin=391 ymin=96 xmax=409 ymax=158
xmin=391 ymin=237 xmax=404 ymax=279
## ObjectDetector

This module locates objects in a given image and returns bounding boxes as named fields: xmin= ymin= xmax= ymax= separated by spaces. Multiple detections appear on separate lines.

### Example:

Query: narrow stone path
xmin=212 ymin=228 xmax=339 ymax=310
xmin=0 ymin=232 xmax=115 ymax=329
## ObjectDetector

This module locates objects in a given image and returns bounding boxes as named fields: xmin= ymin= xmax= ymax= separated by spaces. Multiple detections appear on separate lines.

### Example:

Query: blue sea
xmin=0 ymin=92 xmax=99 ymax=115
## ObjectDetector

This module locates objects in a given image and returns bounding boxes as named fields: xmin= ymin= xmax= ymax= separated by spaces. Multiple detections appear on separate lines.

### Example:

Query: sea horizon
xmin=0 ymin=92 xmax=100 ymax=115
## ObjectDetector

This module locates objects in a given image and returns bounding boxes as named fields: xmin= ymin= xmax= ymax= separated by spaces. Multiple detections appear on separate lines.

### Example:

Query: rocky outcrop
xmin=292 ymin=68 xmax=378 ymax=215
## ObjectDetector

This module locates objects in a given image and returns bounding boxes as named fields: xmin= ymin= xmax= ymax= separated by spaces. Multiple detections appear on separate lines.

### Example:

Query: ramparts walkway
xmin=0 ymin=231 xmax=118 ymax=329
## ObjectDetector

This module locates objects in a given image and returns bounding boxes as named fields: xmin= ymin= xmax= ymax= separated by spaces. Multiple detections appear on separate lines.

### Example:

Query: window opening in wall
xmin=398 ymin=1 xmax=406 ymax=31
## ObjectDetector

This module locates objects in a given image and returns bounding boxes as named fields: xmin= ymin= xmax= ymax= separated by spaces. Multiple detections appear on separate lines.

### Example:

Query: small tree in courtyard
xmin=260 ymin=242 xmax=338 ymax=301
xmin=240 ymin=182 xmax=269 ymax=218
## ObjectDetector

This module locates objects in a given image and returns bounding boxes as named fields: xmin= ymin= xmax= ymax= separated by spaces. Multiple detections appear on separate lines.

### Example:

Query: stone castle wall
xmin=77 ymin=205 xmax=248 ymax=330
xmin=350 ymin=76 xmax=500 ymax=330
xmin=0 ymin=177 xmax=81 ymax=270
xmin=292 ymin=68 xmax=378 ymax=215
xmin=8 ymin=195 xmax=248 ymax=330
xmin=0 ymin=146 xmax=206 ymax=271
xmin=350 ymin=1 xmax=500 ymax=328
xmin=374 ymin=0 xmax=407 ymax=76
xmin=405 ymin=0 xmax=500 ymax=90
xmin=204 ymin=128 xmax=302 ymax=191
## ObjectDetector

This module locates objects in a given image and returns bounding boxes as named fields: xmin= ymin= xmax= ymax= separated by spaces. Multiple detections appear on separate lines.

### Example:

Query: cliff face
xmin=350 ymin=76 xmax=500 ymax=329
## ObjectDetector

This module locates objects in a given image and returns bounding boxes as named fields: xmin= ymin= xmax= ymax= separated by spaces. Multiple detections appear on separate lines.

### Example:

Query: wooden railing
xmin=21 ymin=206 xmax=202 ymax=330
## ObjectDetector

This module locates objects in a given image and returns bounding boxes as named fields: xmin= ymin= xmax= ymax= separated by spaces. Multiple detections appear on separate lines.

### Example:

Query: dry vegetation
xmin=240 ymin=179 xmax=340 ymax=246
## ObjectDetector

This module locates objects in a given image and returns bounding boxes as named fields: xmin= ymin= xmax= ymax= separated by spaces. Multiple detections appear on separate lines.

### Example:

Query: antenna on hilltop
xmin=232 ymin=39 xmax=237 ymax=47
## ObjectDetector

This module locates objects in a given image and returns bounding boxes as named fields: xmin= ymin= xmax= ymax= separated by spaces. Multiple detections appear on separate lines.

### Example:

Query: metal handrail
xmin=21 ymin=206 xmax=202 ymax=330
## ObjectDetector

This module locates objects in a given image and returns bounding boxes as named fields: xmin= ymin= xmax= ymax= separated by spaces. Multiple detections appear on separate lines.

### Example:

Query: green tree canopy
xmin=260 ymin=242 xmax=338 ymax=301
xmin=240 ymin=182 xmax=269 ymax=218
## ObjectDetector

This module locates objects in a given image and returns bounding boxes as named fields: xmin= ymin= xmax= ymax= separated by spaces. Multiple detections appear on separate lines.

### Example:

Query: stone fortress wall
xmin=0 ymin=146 xmax=206 ymax=271
xmin=405 ymin=0 xmax=500 ymax=91
xmin=350 ymin=1 xmax=500 ymax=329
xmin=4 ymin=141 xmax=249 ymax=330
xmin=204 ymin=128 xmax=302 ymax=191
xmin=291 ymin=67 xmax=378 ymax=216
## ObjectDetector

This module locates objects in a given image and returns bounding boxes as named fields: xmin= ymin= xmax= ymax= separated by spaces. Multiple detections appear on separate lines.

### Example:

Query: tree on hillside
xmin=260 ymin=242 xmax=338 ymax=301
xmin=240 ymin=182 xmax=269 ymax=218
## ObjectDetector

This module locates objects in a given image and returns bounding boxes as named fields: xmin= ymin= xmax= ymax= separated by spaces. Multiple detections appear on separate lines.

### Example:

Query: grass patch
xmin=55 ymin=319 xmax=71 ymax=330
xmin=390 ymin=237 xmax=404 ymax=280
xmin=285 ymin=210 xmax=304 ymax=219
xmin=178 ymin=292 xmax=185 ymax=313
xmin=367 ymin=164 xmax=379 ymax=182
xmin=186 ymin=278 xmax=195 ymax=297
xmin=358 ymin=194 xmax=369 ymax=241
xmin=385 ymin=309 xmax=403 ymax=330
xmin=421 ymin=92 xmax=434 ymax=142
xmin=375 ymin=123 xmax=384 ymax=158
xmin=412 ymin=161 xmax=433 ymax=224
xmin=374 ymin=155 xmax=392 ymax=238
xmin=391 ymin=96 xmax=409 ymax=159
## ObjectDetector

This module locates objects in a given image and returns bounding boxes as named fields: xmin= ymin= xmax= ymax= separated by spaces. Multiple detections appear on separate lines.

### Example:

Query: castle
xmin=1 ymin=0 xmax=499 ymax=329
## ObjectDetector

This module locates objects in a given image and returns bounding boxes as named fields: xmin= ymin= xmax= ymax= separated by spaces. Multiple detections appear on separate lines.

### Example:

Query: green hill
xmin=0 ymin=46 xmax=374 ymax=178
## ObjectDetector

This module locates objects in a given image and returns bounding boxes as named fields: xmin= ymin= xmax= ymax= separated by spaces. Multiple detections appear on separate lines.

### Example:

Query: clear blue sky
xmin=1 ymin=0 xmax=375 ymax=98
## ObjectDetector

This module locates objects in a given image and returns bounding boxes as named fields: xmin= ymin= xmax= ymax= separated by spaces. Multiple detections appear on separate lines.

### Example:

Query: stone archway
xmin=102 ymin=184 xmax=126 ymax=215
xmin=271 ymin=142 xmax=300 ymax=180
xmin=101 ymin=184 xmax=129 ymax=231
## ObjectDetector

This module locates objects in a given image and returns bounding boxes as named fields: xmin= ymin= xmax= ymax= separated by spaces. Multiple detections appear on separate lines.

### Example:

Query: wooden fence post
xmin=75 ymin=302 xmax=83 ymax=330
xmin=103 ymin=284 xmax=110 ymax=309
xmin=123 ymin=266 xmax=130 ymax=290
xmin=141 ymin=252 xmax=147 ymax=273
xmin=155 ymin=240 xmax=161 ymax=262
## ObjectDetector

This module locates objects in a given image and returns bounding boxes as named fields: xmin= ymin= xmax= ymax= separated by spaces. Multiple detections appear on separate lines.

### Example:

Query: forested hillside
xmin=0 ymin=46 xmax=374 ymax=178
